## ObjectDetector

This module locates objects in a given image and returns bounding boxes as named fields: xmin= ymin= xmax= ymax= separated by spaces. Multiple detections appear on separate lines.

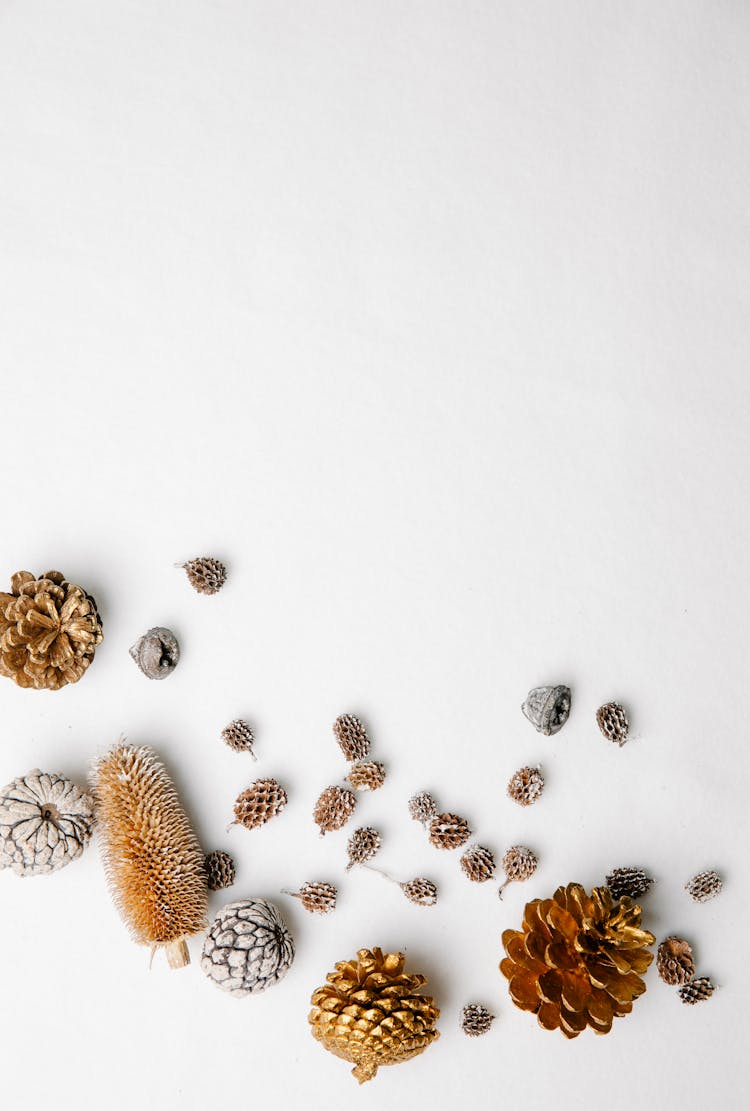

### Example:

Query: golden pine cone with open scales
xmin=685 ymin=870 xmax=723 ymax=903
xmin=596 ymin=702 xmax=629 ymax=746
xmin=0 ymin=570 xmax=103 ymax=691
xmin=507 ymin=766 xmax=544 ymax=806
xmin=313 ymin=785 xmax=357 ymax=835
xmin=461 ymin=1003 xmax=495 ymax=1037
xmin=408 ymin=791 xmax=437 ymax=824
xmin=500 ymin=883 xmax=655 ymax=1038
xmin=656 ymin=936 xmax=695 ymax=986
xmin=333 ymin=714 xmax=370 ymax=761
xmin=221 ymin=719 xmax=256 ymax=757
xmin=347 ymin=760 xmax=386 ymax=792
xmin=678 ymin=976 xmax=715 ymax=1005
xmin=460 ymin=844 xmax=497 ymax=883
xmin=428 ymin=812 xmax=471 ymax=850
xmin=204 ymin=850 xmax=236 ymax=891
xmin=289 ymin=881 xmax=337 ymax=915
xmin=181 ymin=556 xmax=227 ymax=595
xmin=346 ymin=826 xmax=382 ymax=870
xmin=309 ymin=947 xmax=440 ymax=1083
xmin=233 ymin=779 xmax=287 ymax=830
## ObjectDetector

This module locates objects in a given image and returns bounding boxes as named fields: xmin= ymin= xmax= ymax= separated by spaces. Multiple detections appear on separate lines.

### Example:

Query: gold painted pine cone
xmin=500 ymin=883 xmax=655 ymax=1038
xmin=0 ymin=570 xmax=103 ymax=690
xmin=308 ymin=947 xmax=440 ymax=1083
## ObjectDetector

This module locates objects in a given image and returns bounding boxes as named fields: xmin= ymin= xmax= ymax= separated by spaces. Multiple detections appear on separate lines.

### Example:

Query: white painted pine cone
xmin=0 ymin=769 xmax=95 ymax=876
xmin=201 ymin=899 xmax=295 ymax=996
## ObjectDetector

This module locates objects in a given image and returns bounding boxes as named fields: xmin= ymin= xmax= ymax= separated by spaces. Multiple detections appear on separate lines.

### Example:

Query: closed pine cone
xmin=347 ymin=761 xmax=386 ymax=792
xmin=313 ymin=785 xmax=357 ymax=835
xmin=428 ymin=812 xmax=471 ymax=850
xmin=500 ymin=883 xmax=655 ymax=1038
xmin=596 ymin=702 xmax=629 ymax=746
xmin=182 ymin=556 xmax=227 ymax=595
xmin=205 ymin=850 xmax=236 ymax=891
xmin=400 ymin=878 xmax=438 ymax=906
xmin=606 ymin=867 xmax=653 ymax=901
xmin=0 ymin=570 xmax=103 ymax=691
xmin=685 ymin=870 xmax=723 ymax=903
xmin=656 ymin=936 xmax=695 ymax=986
xmin=221 ymin=719 xmax=256 ymax=756
xmin=507 ymin=766 xmax=544 ymax=807
xmin=346 ymin=826 xmax=382 ymax=871
xmin=678 ymin=977 xmax=715 ymax=1005
xmin=408 ymin=791 xmax=437 ymax=824
xmin=290 ymin=881 xmax=337 ymax=915
xmin=309 ymin=947 xmax=440 ymax=1083
xmin=461 ymin=1003 xmax=495 ymax=1037
xmin=460 ymin=844 xmax=497 ymax=883
xmin=333 ymin=714 xmax=370 ymax=761
xmin=233 ymin=779 xmax=287 ymax=830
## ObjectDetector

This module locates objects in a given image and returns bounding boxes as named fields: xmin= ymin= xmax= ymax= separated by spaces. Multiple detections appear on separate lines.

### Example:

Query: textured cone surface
xmin=606 ymin=867 xmax=653 ymax=901
xmin=333 ymin=714 xmax=370 ymax=761
xmin=656 ymin=936 xmax=695 ymax=986
xmin=309 ymin=947 xmax=440 ymax=1083
xmin=91 ymin=744 xmax=208 ymax=954
xmin=596 ymin=702 xmax=629 ymax=746
xmin=460 ymin=844 xmax=497 ymax=883
xmin=234 ymin=779 xmax=287 ymax=829
xmin=521 ymin=685 xmax=571 ymax=735
xmin=183 ymin=556 xmax=227 ymax=595
xmin=501 ymin=845 xmax=538 ymax=884
xmin=507 ymin=766 xmax=545 ymax=807
xmin=461 ymin=1004 xmax=495 ymax=1037
xmin=401 ymin=878 xmax=438 ymax=906
xmin=201 ymin=899 xmax=294 ymax=995
xmin=221 ymin=719 xmax=255 ymax=755
xmin=408 ymin=791 xmax=437 ymax=824
xmin=0 ymin=570 xmax=102 ymax=691
xmin=678 ymin=977 xmax=715 ymax=1005
xmin=0 ymin=769 xmax=95 ymax=876
xmin=346 ymin=826 xmax=382 ymax=870
xmin=685 ymin=870 xmax=723 ymax=903
xmin=347 ymin=760 xmax=386 ymax=792
xmin=428 ymin=812 xmax=471 ymax=850
xmin=129 ymin=626 xmax=179 ymax=680
xmin=295 ymin=881 xmax=337 ymax=914
xmin=313 ymin=785 xmax=357 ymax=834
xmin=500 ymin=883 xmax=655 ymax=1039
xmin=205 ymin=850 xmax=236 ymax=891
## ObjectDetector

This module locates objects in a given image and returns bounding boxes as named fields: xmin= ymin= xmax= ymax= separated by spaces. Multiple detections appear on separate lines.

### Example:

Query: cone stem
xmin=361 ymin=864 xmax=399 ymax=887
xmin=165 ymin=938 xmax=190 ymax=969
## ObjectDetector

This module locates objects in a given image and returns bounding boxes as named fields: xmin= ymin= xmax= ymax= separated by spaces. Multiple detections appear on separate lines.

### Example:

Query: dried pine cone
xmin=309 ymin=947 xmax=440 ymax=1083
xmin=408 ymin=791 xmax=437 ymax=824
xmin=400 ymin=878 xmax=438 ymax=906
xmin=460 ymin=844 xmax=497 ymax=883
xmin=0 ymin=570 xmax=103 ymax=691
xmin=181 ymin=556 xmax=227 ymax=595
xmin=596 ymin=702 xmax=629 ymax=746
xmin=428 ymin=812 xmax=471 ymax=850
xmin=501 ymin=883 xmax=655 ymax=1038
xmin=346 ymin=826 xmax=382 ymax=871
xmin=0 ymin=769 xmax=95 ymax=876
xmin=221 ymin=719 xmax=256 ymax=757
xmin=202 ymin=899 xmax=294 ymax=995
xmin=685 ymin=870 xmax=723 ymax=903
xmin=678 ymin=977 xmax=715 ymax=1005
xmin=606 ymin=867 xmax=653 ymax=901
xmin=289 ymin=881 xmax=337 ymax=915
xmin=507 ymin=766 xmax=544 ymax=807
xmin=522 ymin=684 xmax=571 ymax=735
xmin=656 ymin=936 xmax=696 ymax=986
xmin=499 ymin=845 xmax=538 ymax=893
xmin=129 ymin=626 xmax=179 ymax=680
xmin=313 ymin=785 xmax=357 ymax=835
xmin=461 ymin=1003 xmax=495 ymax=1037
xmin=233 ymin=779 xmax=287 ymax=830
xmin=333 ymin=714 xmax=370 ymax=761
xmin=347 ymin=761 xmax=386 ymax=792
xmin=205 ymin=850 xmax=236 ymax=891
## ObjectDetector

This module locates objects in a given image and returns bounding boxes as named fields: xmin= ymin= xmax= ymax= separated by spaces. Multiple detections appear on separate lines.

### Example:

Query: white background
xmin=1 ymin=3 xmax=748 ymax=1108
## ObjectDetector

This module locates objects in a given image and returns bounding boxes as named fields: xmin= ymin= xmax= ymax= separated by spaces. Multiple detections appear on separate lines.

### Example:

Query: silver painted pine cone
xmin=521 ymin=684 xmax=571 ymax=735
xmin=0 ymin=769 xmax=95 ymax=876
xmin=201 ymin=899 xmax=294 ymax=995
xmin=129 ymin=626 xmax=179 ymax=680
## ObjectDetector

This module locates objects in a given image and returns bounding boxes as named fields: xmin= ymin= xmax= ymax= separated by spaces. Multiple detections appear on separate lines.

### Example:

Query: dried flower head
xmin=507 ymin=766 xmax=544 ymax=807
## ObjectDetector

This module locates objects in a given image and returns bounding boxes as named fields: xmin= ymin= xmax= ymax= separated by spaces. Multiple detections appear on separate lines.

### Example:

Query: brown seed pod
xmin=333 ymin=714 xmax=370 ymax=761
xmin=428 ymin=812 xmax=471 ymax=850
xmin=287 ymin=881 xmax=337 ymax=915
xmin=346 ymin=826 xmax=382 ymax=871
xmin=656 ymin=936 xmax=696 ymax=986
xmin=460 ymin=844 xmax=497 ymax=883
xmin=596 ymin=702 xmax=629 ymax=746
xmin=347 ymin=760 xmax=386 ymax=792
xmin=408 ymin=791 xmax=438 ymax=824
xmin=221 ymin=719 xmax=256 ymax=757
xmin=181 ymin=556 xmax=227 ymax=595
xmin=461 ymin=1003 xmax=495 ymax=1037
xmin=313 ymin=785 xmax=357 ymax=835
xmin=233 ymin=779 xmax=287 ymax=830
xmin=129 ymin=626 xmax=179 ymax=680
xmin=204 ymin=850 xmax=236 ymax=891
xmin=678 ymin=977 xmax=715 ymax=1004
xmin=507 ymin=766 xmax=544 ymax=807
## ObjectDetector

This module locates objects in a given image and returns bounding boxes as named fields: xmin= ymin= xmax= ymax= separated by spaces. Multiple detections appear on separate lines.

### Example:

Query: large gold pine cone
xmin=308 ymin=947 xmax=440 ymax=1083
xmin=0 ymin=571 xmax=103 ymax=691
xmin=500 ymin=883 xmax=655 ymax=1039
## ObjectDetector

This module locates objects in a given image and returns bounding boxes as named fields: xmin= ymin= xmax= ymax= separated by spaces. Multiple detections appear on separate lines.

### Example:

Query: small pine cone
xmin=182 ymin=556 xmax=227 ymax=595
xmin=678 ymin=977 xmax=715 ymax=1005
xmin=313 ymin=785 xmax=357 ymax=835
xmin=347 ymin=761 xmax=386 ymax=792
xmin=408 ymin=791 xmax=437 ymax=824
xmin=233 ymin=779 xmax=288 ymax=830
xmin=460 ymin=844 xmax=497 ymax=883
xmin=291 ymin=881 xmax=337 ymax=915
xmin=221 ymin=719 xmax=256 ymax=756
xmin=204 ymin=850 xmax=236 ymax=891
xmin=507 ymin=766 xmax=544 ymax=807
xmin=606 ymin=867 xmax=653 ymax=901
xmin=461 ymin=1004 xmax=495 ymax=1037
xmin=500 ymin=845 xmax=538 ymax=885
xmin=685 ymin=870 xmax=723 ymax=903
xmin=346 ymin=826 xmax=382 ymax=871
xmin=428 ymin=812 xmax=471 ymax=850
xmin=400 ymin=878 xmax=438 ymax=906
xmin=596 ymin=702 xmax=629 ymax=746
xmin=333 ymin=714 xmax=370 ymax=761
xmin=656 ymin=936 xmax=696 ymax=986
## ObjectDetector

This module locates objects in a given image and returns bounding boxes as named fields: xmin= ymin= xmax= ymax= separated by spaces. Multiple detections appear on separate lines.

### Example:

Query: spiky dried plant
xmin=90 ymin=743 xmax=208 ymax=969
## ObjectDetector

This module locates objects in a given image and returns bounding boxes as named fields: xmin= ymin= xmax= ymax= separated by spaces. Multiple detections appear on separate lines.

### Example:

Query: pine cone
xmin=408 ymin=791 xmax=437 ymax=824
xmin=500 ymin=845 xmax=538 ymax=887
xmin=181 ymin=556 xmax=227 ymax=595
xmin=521 ymin=684 xmax=571 ymax=735
xmin=596 ymin=702 xmax=629 ymax=746
xmin=507 ymin=766 xmax=544 ymax=807
xmin=233 ymin=779 xmax=287 ymax=830
xmin=500 ymin=883 xmax=655 ymax=1038
xmin=400 ymin=878 xmax=438 ymax=906
xmin=678 ymin=977 xmax=715 ymax=1005
xmin=309 ymin=947 xmax=440 ymax=1083
xmin=461 ymin=1003 xmax=495 ymax=1037
xmin=204 ymin=850 xmax=236 ymax=891
xmin=0 ymin=570 xmax=103 ymax=691
xmin=428 ymin=812 xmax=471 ymax=850
xmin=129 ymin=626 xmax=179 ymax=680
xmin=0 ymin=769 xmax=95 ymax=876
xmin=460 ymin=844 xmax=497 ymax=883
xmin=221 ymin=719 xmax=256 ymax=756
xmin=313 ymin=785 xmax=357 ymax=835
xmin=333 ymin=714 xmax=370 ymax=761
xmin=201 ymin=899 xmax=294 ymax=995
xmin=346 ymin=826 xmax=382 ymax=871
xmin=685 ymin=870 xmax=723 ymax=903
xmin=656 ymin=936 xmax=695 ymax=986
xmin=347 ymin=761 xmax=386 ymax=792
xmin=290 ymin=881 xmax=337 ymax=915
xmin=606 ymin=867 xmax=653 ymax=901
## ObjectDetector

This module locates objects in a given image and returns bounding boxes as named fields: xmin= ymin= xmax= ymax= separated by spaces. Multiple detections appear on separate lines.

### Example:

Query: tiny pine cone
xmin=400 ymin=878 xmax=438 ymax=906
xmin=346 ymin=826 xmax=382 ymax=871
xmin=678 ymin=977 xmax=715 ymax=1005
xmin=685 ymin=870 xmax=723 ymax=903
xmin=461 ymin=1004 xmax=495 ymax=1037
xmin=347 ymin=761 xmax=386 ymax=792
xmin=428 ymin=812 xmax=471 ymax=850
xmin=460 ymin=844 xmax=496 ymax=883
xmin=221 ymin=719 xmax=255 ymax=755
xmin=596 ymin=702 xmax=629 ymax=745
xmin=500 ymin=845 xmax=538 ymax=884
xmin=656 ymin=936 xmax=696 ymax=987
xmin=313 ymin=785 xmax=357 ymax=835
xmin=294 ymin=881 xmax=337 ymax=915
xmin=606 ymin=867 xmax=653 ymax=901
xmin=507 ymin=766 xmax=544 ymax=806
xmin=204 ymin=850 xmax=236 ymax=891
xmin=183 ymin=556 xmax=227 ymax=595
xmin=233 ymin=779 xmax=288 ymax=830
xmin=408 ymin=791 xmax=437 ymax=824
xmin=332 ymin=714 xmax=370 ymax=761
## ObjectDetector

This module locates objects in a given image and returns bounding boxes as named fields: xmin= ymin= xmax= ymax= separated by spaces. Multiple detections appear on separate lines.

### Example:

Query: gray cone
xmin=521 ymin=684 xmax=571 ymax=735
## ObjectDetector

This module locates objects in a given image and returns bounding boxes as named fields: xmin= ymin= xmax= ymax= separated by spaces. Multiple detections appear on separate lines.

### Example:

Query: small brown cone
xmin=678 ymin=977 xmax=715 ymax=1005
xmin=346 ymin=827 xmax=382 ymax=871
xmin=400 ymin=878 xmax=438 ymax=906
xmin=656 ymin=937 xmax=695 ymax=986
xmin=596 ymin=702 xmax=629 ymax=746
xmin=233 ymin=779 xmax=287 ymax=830
xmin=347 ymin=760 xmax=386 ymax=792
xmin=428 ymin=812 xmax=471 ymax=850
xmin=498 ymin=845 xmax=538 ymax=895
xmin=685 ymin=870 xmax=723 ymax=903
xmin=221 ymin=719 xmax=256 ymax=757
xmin=408 ymin=791 xmax=437 ymax=824
xmin=288 ymin=881 xmax=337 ymax=915
xmin=204 ymin=850 xmax=236 ymax=891
xmin=606 ymin=867 xmax=653 ymax=901
xmin=507 ymin=766 xmax=544 ymax=807
xmin=181 ymin=556 xmax=227 ymax=595
xmin=313 ymin=785 xmax=357 ymax=835
xmin=461 ymin=1004 xmax=495 ymax=1037
xmin=333 ymin=714 xmax=370 ymax=761
xmin=460 ymin=844 xmax=496 ymax=883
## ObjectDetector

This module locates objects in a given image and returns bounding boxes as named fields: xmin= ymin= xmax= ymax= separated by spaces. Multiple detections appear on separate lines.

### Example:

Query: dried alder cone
xmin=685 ymin=870 xmax=723 ymax=903
xmin=408 ymin=791 xmax=437 ymax=824
xmin=606 ymin=867 xmax=653 ymax=901
xmin=289 ymin=881 xmax=337 ymax=915
xmin=0 ymin=570 xmax=102 ymax=690
xmin=500 ymin=883 xmax=655 ymax=1038
xmin=91 ymin=744 xmax=208 ymax=969
xmin=596 ymin=702 xmax=629 ymax=746
xmin=507 ymin=766 xmax=544 ymax=807
xmin=656 ymin=936 xmax=696 ymax=986
xmin=678 ymin=976 xmax=715 ymax=1005
xmin=347 ymin=760 xmax=386 ymax=792
xmin=428 ymin=812 xmax=471 ymax=850
xmin=204 ymin=850 xmax=236 ymax=891
xmin=333 ymin=714 xmax=370 ymax=761
xmin=313 ymin=785 xmax=357 ymax=835
xmin=233 ymin=779 xmax=287 ymax=830
xmin=309 ymin=947 xmax=440 ymax=1083
xmin=461 ymin=1003 xmax=495 ymax=1037
xmin=221 ymin=719 xmax=256 ymax=757
xmin=181 ymin=556 xmax=227 ymax=596
xmin=346 ymin=826 xmax=382 ymax=871
xmin=460 ymin=844 xmax=497 ymax=883
xmin=201 ymin=899 xmax=294 ymax=996
xmin=0 ymin=769 xmax=95 ymax=876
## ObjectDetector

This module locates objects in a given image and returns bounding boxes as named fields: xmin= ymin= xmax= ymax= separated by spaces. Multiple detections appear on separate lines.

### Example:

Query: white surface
xmin=1 ymin=2 xmax=748 ymax=1108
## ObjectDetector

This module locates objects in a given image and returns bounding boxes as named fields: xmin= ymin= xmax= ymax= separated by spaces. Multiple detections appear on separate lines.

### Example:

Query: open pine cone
xmin=500 ymin=883 xmax=655 ymax=1038
xmin=0 ymin=570 xmax=102 ymax=690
